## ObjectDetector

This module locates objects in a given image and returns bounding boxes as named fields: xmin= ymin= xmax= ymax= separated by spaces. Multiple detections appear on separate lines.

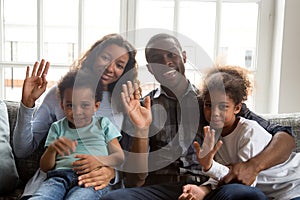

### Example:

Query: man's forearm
xmin=250 ymin=131 xmax=295 ymax=172
xmin=123 ymin=128 xmax=149 ymax=187
xmin=125 ymin=136 xmax=149 ymax=173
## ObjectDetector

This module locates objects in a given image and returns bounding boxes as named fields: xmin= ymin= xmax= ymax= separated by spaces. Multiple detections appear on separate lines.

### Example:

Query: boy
xmin=29 ymin=69 xmax=124 ymax=200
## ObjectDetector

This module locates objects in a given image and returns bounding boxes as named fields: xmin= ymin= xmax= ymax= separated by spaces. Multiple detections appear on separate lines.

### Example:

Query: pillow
xmin=0 ymin=100 xmax=19 ymax=194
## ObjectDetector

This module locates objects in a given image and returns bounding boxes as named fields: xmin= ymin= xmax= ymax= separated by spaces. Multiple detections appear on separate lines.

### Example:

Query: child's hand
xmin=72 ymin=154 xmax=103 ymax=174
xmin=48 ymin=137 xmax=77 ymax=156
xmin=178 ymin=184 xmax=209 ymax=200
xmin=194 ymin=126 xmax=223 ymax=171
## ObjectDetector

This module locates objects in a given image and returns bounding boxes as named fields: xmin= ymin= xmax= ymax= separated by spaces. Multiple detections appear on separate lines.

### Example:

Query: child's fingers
xmin=212 ymin=140 xmax=223 ymax=154
xmin=182 ymin=184 xmax=192 ymax=193
xmin=193 ymin=141 xmax=201 ymax=154
xmin=133 ymin=82 xmax=140 ymax=99
xmin=203 ymin=126 xmax=210 ymax=137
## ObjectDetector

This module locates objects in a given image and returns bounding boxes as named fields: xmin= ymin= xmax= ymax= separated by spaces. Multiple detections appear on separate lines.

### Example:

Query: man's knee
xmin=101 ymin=189 xmax=124 ymax=200
xmin=206 ymin=184 xmax=267 ymax=200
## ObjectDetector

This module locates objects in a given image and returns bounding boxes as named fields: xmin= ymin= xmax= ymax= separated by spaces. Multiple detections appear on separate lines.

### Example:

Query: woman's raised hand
xmin=22 ymin=59 xmax=50 ymax=108
xmin=121 ymin=81 xmax=152 ymax=131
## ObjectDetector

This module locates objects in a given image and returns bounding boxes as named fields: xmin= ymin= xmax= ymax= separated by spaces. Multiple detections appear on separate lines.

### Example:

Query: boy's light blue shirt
xmin=46 ymin=116 xmax=121 ymax=170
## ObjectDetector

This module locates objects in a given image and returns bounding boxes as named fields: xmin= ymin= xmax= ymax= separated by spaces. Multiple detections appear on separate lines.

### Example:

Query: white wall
xmin=254 ymin=0 xmax=275 ymax=114
xmin=268 ymin=0 xmax=285 ymax=114
xmin=278 ymin=0 xmax=300 ymax=113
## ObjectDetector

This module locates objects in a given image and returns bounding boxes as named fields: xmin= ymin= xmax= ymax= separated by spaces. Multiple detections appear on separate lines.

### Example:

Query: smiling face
xmin=203 ymin=90 xmax=241 ymax=136
xmin=146 ymin=37 xmax=187 ymax=95
xmin=61 ymin=87 xmax=100 ymax=129
xmin=146 ymin=37 xmax=187 ymax=94
xmin=92 ymin=44 xmax=129 ymax=90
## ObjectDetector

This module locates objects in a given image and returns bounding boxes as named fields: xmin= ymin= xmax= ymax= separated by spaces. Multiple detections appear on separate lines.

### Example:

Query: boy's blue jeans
xmin=29 ymin=169 xmax=111 ymax=200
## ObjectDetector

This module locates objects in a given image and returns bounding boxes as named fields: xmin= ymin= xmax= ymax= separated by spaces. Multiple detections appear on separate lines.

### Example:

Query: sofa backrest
xmin=260 ymin=112 xmax=300 ymax=153
xmin=4 ymin=100 xmax=300 ymax=184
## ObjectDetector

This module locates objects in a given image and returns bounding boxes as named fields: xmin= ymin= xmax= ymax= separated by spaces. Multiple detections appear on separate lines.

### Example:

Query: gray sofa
xmin=1 ymin=101 xmax=45 ymax=200
xmin=1 ymin=100 xmax=300 ymax=199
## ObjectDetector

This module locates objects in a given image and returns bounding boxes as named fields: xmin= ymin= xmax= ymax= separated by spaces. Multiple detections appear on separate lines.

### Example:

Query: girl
xmin=179 ymin=65 xmax=300 ymax=200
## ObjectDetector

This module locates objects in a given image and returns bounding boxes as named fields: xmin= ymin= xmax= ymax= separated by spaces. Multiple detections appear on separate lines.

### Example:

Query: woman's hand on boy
xmin=72 ymin=154 xmax=104 ymax=175
xmin=77 ymin=166 xmax=115 ymax=190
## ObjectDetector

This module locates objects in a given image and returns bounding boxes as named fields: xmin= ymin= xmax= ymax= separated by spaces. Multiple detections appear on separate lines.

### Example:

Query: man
xmin=103 ymin=33 xmax=295 ymax=200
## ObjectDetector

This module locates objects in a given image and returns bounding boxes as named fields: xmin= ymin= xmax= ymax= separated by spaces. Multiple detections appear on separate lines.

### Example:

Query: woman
xmin=13 ymin=33 xmax=151 ymax=199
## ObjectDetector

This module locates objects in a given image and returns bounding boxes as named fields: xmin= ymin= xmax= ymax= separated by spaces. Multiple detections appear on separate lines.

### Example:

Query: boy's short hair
xmin=57 ymin=69 xmax=102 ymax=102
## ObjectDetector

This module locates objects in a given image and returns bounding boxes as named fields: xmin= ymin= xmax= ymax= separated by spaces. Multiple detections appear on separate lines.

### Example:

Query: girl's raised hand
xmin=194 ymin=126 xmax=223 ymax=171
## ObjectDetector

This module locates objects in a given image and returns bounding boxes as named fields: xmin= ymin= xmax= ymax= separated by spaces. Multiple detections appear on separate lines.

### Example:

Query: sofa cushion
xmin=0 ymin=100 xmax=19 ymax=194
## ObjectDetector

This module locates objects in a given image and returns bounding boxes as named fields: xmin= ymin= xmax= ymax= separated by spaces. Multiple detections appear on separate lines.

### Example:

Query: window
xmin=3 ymin=0 xmax=37 ymax=62
xmin=0 ymin=0 xmax=273 ymax=112
xmin=220 ymin=2 xmax=258 ymax=69
xmin=0 ymin=0 xmax=121 ymax=101
xmin=83 ymin=0 xmax=120 ymax=50
xmin=44 ymin=0 xmax=79 ymax=64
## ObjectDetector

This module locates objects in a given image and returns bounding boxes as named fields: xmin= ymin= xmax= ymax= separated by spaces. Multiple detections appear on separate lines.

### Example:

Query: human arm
xmin=120 ymin=81 xmax=152 ymax=187
xmin=13 ymin=61 xmax=65 ymax=158
xmin=221 ymin=131 xmax=293 ymax=185
xmin=194 ymin=126 xmax=223 ymax=171
xmin=194 ymin=127 xmax=227 ymax=185
xmin=13 ymin=85 xmax=63 ymax=157
xmin=222 ymin=105 xmax=295 ymax=185
xmin=40 ymin=122 xmax=77 ymax=172
xmin=105 ymin=138 xmax=125 ymax=166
